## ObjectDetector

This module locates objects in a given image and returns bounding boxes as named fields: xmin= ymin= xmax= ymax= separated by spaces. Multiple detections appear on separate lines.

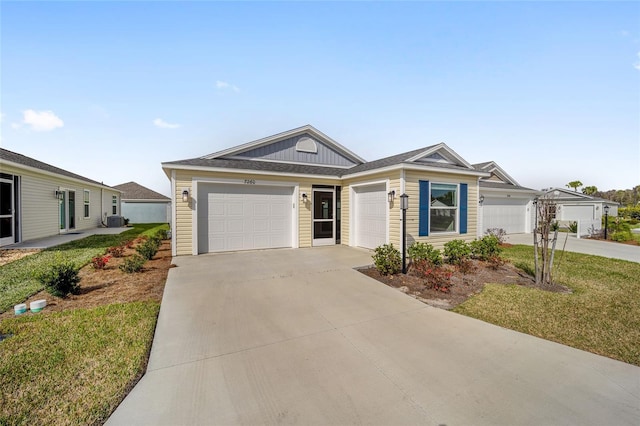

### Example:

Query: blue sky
xmin=2 ymin=1 xmax=639 ymax=196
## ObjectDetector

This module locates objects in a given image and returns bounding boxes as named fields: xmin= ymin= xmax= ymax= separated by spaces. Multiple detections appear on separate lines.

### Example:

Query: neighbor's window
xmin=112 ymin=195 xmax=117 ymax=215
xmin=83 ymin=190 xmax=90 ymax=218
xmin=430 ymin=183 xmax=457 ymax=233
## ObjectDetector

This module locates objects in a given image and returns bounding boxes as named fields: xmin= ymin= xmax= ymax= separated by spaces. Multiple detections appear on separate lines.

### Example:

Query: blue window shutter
xmin=419 ymin=180 xmax=429 ymax=236
xmin=460 ymin=183 xmax=468 ymax=234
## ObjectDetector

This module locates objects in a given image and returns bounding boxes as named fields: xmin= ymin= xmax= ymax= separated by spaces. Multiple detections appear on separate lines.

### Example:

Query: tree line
xmin=565 ymin=180 xmax=639 ymax=206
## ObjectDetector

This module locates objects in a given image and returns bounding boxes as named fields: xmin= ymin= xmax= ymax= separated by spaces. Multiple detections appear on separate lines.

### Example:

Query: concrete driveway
xmin=108 ymin=246 xmax=640 ymax=425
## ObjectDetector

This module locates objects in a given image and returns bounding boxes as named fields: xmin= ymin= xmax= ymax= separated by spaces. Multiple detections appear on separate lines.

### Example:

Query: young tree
xmin=582 ymin=185 xmax=598 ymax=196
xmin=533 ymin=192 xmax=559 ymax=288
xmin=566 ymin=180 xmax=583 ymax=192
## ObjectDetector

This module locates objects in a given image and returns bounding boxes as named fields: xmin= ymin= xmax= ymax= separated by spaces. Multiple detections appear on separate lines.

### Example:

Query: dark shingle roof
xmin=0 ymin=147 xmax=110 ymax=188
xmin=112 ymin=181 xmax=170 ymax=201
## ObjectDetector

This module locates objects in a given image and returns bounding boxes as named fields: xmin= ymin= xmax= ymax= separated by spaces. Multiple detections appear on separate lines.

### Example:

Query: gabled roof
xmin=202 ymin=125 xmax=366 ymax=165
xmin=0 ymin=147 xmax=115 ymax=189
xmin=542 ymin=188 xmax=619 ymax=204
xmin=473 ymin=161 xmax=520 ymax=186
xmin=473 ymin=161 xmax=538 ymax=193
xmin=113 ymin=181 xmax=170 ymax=201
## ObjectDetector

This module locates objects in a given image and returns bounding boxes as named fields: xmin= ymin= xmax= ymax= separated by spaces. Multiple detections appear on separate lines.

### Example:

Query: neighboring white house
xmin=542 ymin=188 xmax=619 ymax=237
xmin=113 ymin=181 xmax=171 ymax=224
xmin=0 ymin=148 xmax=121 ymax=247
xmin=474 ymin=161 xmax=540 ymax=235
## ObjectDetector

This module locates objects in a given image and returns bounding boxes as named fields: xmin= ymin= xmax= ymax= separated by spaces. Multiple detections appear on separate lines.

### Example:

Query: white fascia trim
xmin=481 ymin=163 xmax=521 ymax=187
xmin=192 ymin=176 xmax=298 ymax=187
xmin=192 ymin=179 xmax=198 ymax=256
xmin=480 ymin=187 xmax=541 ymax=195
xmin=224 ymin=155 xmax=354 ymax=169
xmin=0 ymin=159 xmax=119 ymax=192
xmin=170 ymin=170 xmax=177 ymax=257
xmin=343 ymin=163 xmax=489 ymax=180
xmin=122 ymin=199 xmax=171 ymax=203
xmin=201 ymin=125 xmax=367 ymax=164
xmin=162 ymin=164 xmax=341 ymax=181
xmin=405 ymin=142 xmax=474 ymax=170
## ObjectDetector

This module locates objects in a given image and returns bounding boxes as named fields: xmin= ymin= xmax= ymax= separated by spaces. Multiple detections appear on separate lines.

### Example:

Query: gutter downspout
xmin=171 ymin=170 xmax=177 ymax=257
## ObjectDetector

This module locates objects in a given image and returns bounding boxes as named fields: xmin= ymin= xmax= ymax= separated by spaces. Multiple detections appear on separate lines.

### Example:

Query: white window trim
xmin=430 ymin=182 xmax=459 ymax=234
xmin=83 ymin=189 xmax=91 ymax=219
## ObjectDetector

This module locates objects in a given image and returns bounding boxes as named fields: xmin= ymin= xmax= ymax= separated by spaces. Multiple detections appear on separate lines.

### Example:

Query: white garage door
xmin=561 ymin=205 xmax=594 ymax=221
xmin=482 ymin=197 xmax=528 ymax=234
xmin=354 ymin=184 xmax=387 ymax=249
xmin=197 ymin=184 xmax=293 ymax=253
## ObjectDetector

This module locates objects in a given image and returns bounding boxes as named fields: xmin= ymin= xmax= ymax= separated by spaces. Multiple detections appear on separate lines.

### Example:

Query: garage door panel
xmin=198 ymin=184 xmax=293 ymax=253
xmin=482 ymin=197 xmax=528 ymax=234
xmin=354 ymin=184 xmax=387 ymax=250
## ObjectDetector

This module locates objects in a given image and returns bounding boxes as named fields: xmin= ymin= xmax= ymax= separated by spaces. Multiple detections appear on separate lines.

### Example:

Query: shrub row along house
xmin=162 ymin=125 xmax=543 ymax=256
xmin=0 ymin=148 xmax=121 ymax=247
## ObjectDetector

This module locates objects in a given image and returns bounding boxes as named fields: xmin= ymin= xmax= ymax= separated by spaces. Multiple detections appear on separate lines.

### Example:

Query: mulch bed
xmin=359 ymin=259 xmax=570 ymax=310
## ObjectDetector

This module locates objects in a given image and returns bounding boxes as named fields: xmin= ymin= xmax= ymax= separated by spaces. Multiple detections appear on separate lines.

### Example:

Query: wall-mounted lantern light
xmin=479 ymin=195 xmax=485 ymax=205
xmin=182 ymin=189 xmax=190 ymax=203
xmin=387 ymin=190 xmax=395 ymax=203
xmin=55 ymin=190 xmax=64 ymax=200
xmin=301 ymin=193 xmax=308 ymax=202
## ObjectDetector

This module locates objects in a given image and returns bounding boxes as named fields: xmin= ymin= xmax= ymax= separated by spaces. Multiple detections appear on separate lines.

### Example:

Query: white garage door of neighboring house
xmin=561 ymin=205 xmax=594 ymax=221
xmin=482 ymin=197 xmax=528 ymax=234
xmin=353 ymin=184 xmax=387 ymax=249
xmin=197 ymin=184 xmax=293 ymax=253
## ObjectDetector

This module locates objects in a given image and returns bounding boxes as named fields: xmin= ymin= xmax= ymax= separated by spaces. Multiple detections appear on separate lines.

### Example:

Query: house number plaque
xmin=244 ymin=179 xmax=256 ymax=185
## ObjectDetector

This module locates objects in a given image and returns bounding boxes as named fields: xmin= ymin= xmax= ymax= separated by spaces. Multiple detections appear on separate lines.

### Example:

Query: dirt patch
xmin=1 ymin=240 xmax=172 ymax=319
xmin=359 ymin=259 xmax=570 ymax=310
xmin=0 ymin=249 xmax=41 ymax=267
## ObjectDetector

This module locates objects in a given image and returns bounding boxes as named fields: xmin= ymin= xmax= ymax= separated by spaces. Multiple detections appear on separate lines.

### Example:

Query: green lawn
xmin=0 ymin=223 xmax=165 ymax=314
xmin=454 ymin=245 xmax=640 ymax=366
xmin=0 ymin=302 xmax=159 ymax=425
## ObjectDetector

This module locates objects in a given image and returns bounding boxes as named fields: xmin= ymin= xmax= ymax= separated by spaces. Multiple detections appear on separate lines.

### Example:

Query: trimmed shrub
xmin=91 ymin=255 xmax=111 ymax=270
xmin=485 ymin=228 xmax=507 ymax=244
xmin=119 ymin=255 xmax=146 ymax=273
xmin=136 ymin=238 xmax=160 ymax=260
xmin=407 ymin=241 xmax=442 ymax=266
xmin=372 ymin=243 xmax=402 ymax=275
xmin=107 ymin=245 xmax=125 ymax=258
xmin=470 ymin=235 xmax=502 ymax=261
xmin=38 ymin=262 xmax=80 ymax=297
xmin=414 ymin=261 xmax=452 ymax=293
xmin=443 ymin=239 xmax=471 ymax=265
xmin=568 ymin=221 xmax=578 ymax=233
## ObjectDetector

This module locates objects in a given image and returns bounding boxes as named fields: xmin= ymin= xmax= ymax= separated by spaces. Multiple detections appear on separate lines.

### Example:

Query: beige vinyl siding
xmin=0 ymin=163 xmax=119 ymax=242
xmin=404 ymin=170 xmax=478 ymax=249
xmin=173 ymin=170 xmax=340 ymax=255
xmin=342 ymin=171 xmax=401 ymax=248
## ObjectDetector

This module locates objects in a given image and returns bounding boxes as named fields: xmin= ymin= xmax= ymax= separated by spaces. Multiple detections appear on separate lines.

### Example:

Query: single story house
xmin=162 ymin=125 xmax=497 ymax=256
xmin=543 ymin=188 xmax=618 ymax=236
xmin=113 ymin=181 xmax=171 ymax=224
xmin=474 ymin=161 xmax=540 ymax=234
xmin=0 ymin=148 xmax=121 ymax=247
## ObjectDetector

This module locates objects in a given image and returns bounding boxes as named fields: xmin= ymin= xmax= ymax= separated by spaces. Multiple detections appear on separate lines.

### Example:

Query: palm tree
xmin=582 ymin=185 xmax=598 ymax=196
xmin=566 ymin=180 xmax=583 ymax=192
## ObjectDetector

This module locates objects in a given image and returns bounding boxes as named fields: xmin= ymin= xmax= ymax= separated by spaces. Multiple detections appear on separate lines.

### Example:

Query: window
xmin=419 ymin=181 xmax=468 ymax=236
xmin=112 ymin=195 xmax=117 ymax=215
xmin=83 ymin=190 xmax=90 ymax=218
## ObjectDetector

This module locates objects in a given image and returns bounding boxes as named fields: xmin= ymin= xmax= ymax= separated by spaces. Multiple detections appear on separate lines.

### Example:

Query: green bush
xmin=407 ymin=241 xmax=442 ymax=266
xmin=619 ymin=206 xmax=640 ymax=220
xmin=135 ymin=238 xmax=160 ymax=260
xmin=611 ymin=231 xmax=633 ymax=242
xmin=485 ymin=228 xmax=507 ymax=244
xmin=37 ymin=261 xmax=80 ymax=297
xmin=470 ymin=235 xmax=502 ymax=261
xmin=372 ymin=244 xmax=402 ymax=275
xmin=568 ymin=221 xmax=578 ymax=233
xmin=119 ymin=255 xmax=146 ymax=273
xmin=443 ymin=239 xmax=471 ymax=265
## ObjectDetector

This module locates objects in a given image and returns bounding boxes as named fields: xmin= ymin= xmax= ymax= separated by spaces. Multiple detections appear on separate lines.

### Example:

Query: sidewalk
xmin=506 ymin=233 xmax=639 ymax=263
xmin=4 ymin=227 xmax=130 ymax=250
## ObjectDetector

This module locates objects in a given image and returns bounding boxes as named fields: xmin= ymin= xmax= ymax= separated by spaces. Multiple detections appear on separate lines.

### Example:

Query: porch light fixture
xmin=604 ymin=205 xmax=610 ymax=240
xmin=181 ymin=189 xmax=189 ymax=203
xmin=479 ymin=195 xmax=485 ymax=205
xmin=387 ymin=190 xmax=395 ymax=203
xmin=400 ymin=193 xmax=409 ymax=274
xmin=301 ymin=193 xmax=308 ymax=202
xmin=55 ymin=190 xmax=64 ymax=200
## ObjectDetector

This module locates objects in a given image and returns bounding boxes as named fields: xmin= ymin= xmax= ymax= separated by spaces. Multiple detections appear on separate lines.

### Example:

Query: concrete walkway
xmin=506 ymin=233 xmax=640 ymax=263
xmin=3 ymin=227 xmax=130 ymax=249
xmin=107 ymin=246 xmax=640 ymax=425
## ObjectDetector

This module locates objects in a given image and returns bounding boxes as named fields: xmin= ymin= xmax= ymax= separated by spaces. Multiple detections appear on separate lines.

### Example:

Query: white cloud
xmin=153 ymin=118 xmax=181 ymax=129
xmin=634 ymin=52 xmax=640 ymax=71
xmin=20 ymin=109 xmax=64 ymax=131
xmin=216 ymin=80 xmax=240 ymax=92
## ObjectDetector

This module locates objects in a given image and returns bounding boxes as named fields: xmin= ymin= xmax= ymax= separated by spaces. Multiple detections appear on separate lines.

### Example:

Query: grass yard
xmin=0 ymin=302 xmax=159 ymax=425
xmin=0 ymin=223 xmax=163 ymax=314
xmin=454 ymin=245 xmax=640 ymax=366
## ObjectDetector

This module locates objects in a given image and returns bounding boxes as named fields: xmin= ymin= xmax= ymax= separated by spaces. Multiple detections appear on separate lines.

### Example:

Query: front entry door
xmin=312 ymin=189 xmax=335 ymax=246
xmin=0 ymin=176 xmax=14 ymax=246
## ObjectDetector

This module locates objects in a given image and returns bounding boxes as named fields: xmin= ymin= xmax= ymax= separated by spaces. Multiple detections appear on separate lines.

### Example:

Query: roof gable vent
xmin=296 ymin=137 xmax=318 ymax=154
xmin=418 ymin=152 xmax=450 ymax=164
